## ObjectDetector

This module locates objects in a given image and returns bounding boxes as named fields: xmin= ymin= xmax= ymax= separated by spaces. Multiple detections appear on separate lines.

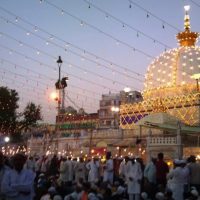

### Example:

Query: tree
xmin=0 ymin=87 xmax=19 ymax=134
xmin=21 ymin=102 xmax=42 ymax=131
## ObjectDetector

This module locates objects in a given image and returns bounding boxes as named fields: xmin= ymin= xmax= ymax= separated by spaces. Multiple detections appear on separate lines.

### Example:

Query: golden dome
xmin=143 ymin=6 xmax=200 ymax=99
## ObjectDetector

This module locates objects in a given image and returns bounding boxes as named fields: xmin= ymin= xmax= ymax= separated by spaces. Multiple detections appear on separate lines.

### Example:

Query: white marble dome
xmin=144 ymin=46 xmax=200 ymax=99
xmin=143 ymin=9 xmax=200 ymax=99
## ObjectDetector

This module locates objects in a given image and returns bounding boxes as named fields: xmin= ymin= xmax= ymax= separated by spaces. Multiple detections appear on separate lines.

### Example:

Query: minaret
xmin=176 ymin=5 xmax=199 ymax=47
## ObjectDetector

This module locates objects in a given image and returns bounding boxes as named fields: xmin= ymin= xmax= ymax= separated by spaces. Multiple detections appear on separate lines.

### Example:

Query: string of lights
xmin=1 ymin=30 xmax=193 ymax=94
xmin=0 ymin=70 xmax=100 ymax=113
xmin=1 ymin=10 xmax=189 ymax=87
xmin=128 ymin=0 xmax=180 ymax=32
xmin=65 ymin=95 xmax=81 ymax=110
xmin=0 ymin=57 xmax=102 ymax=97
xmin=0 ymin=17 xmax=144 ymax=85
xmin=83 ymin=0 xmax=172 ymax=50
xmin=0 ymin=31 xmax=143 ymax=89
xmin=0 ymin=5 xmax=147 ymax=79
xmin=0 ymin=44 xmax=122 ymax=92
xmin=0 ymin=82 xmax=57 ymax=123
xmin=41 ymin=0 xmax=154 ymax=58
xmin=0 ymin=67 xmax=101 ymax=104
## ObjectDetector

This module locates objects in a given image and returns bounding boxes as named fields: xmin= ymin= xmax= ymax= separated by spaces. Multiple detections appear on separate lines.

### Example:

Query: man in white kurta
xmin=103 ymin=153 xmax=114 ymax=184
xmin=0 ymin=152 xmax=10 ymax=200
xmin=58 ymin=157 xmax=68 ymax=184
xmin=65 ymin=157 xmax=74 ymax=183
xmin=74 ymin=157 xmax=86 ymax=183
xmin=127 ymin=159 xmax=142 ymax=200
xmin=167 ymin=160 xmax=185 ymax=200
xmin=86 ymin=158 xmax=100 ymax=183
xmin=1 ymin=153 xmax=35 ymax=200
xmin=119 ymin=156 xmax=130 ymax=182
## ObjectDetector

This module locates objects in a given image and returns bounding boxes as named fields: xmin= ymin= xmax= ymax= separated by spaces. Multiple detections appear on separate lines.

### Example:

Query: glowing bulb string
xmin=65 ymin=95 xmax=99 ymax=110
xmin=66 ymin=95 xmax=80 ymax=110
xmin=0 ymin=76 xmax=99 ymax=114
xmin=0 ymin=58 xmax=102 ymax=97
xmin=0 ymin=44 xmax=121 ymax=92
xmin=144 ymin=47 xmax=200 ymax=81
xmin=1 ymin=33 xmax=193 ymax=89
xmin=42 ymin=0 xmax=154 ymax=58
xmin=0 ymin=16 xmax=143 ymax=82
xmin=128 ymin=0 xmax=180 ymax=32
xmin=0 ymin=92 xmax=55 ymax=121
xmin=0 ymin=79 xmax=55 ymax=111
xmin=83 ymin=0 xmax=172 ymax=50
xmin=0 ymin=6 xmax=146 ymax=79
xmin=0 ymin=68 xmax=103 ymax=112
xmin=0 ymin=70 xmax=49 ymax=97
xmin=0 ymin=68 xmax=101 ymax=104
xmin=0 ymin=15 xmax=183 ymax=88
xmin=0 ymin=28 xmax=144 ymax=87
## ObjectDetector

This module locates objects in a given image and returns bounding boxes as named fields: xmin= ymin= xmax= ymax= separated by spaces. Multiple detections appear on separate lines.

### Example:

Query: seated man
xmin=1 ymin=153 xmax=35 ymax=200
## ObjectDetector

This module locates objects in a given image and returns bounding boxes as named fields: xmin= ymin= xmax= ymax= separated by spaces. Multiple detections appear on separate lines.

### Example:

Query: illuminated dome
xmin=143 ymin=6 xmax=200 ymax=99
xmin=120 ymin=6 xmax=200 ymax=128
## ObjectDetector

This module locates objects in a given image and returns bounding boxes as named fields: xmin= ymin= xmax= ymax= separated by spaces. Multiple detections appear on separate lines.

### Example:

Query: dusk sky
xmin=0 ymin=0 xmax=200 ymax=123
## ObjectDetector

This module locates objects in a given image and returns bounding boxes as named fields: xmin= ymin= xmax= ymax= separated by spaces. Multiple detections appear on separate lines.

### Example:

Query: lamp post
xmin=54 ymin=56 xmax=63 ymax=154
xmin=191 ymin=73 xmax=200 ymax=126
xmin=56 ymin=56 xmax=63 ymax=114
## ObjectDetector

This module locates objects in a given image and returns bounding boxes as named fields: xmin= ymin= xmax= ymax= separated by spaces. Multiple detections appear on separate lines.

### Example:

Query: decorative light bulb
xmin=184 ymin=5 xmax=190 ymax=12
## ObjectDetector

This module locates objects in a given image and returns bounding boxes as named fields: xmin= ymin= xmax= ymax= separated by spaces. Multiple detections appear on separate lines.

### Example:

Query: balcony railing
xmin=148 ymin=137 xmax=177 ymax=146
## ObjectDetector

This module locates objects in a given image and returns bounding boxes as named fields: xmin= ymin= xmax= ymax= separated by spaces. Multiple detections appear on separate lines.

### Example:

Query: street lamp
xmin=4 ymin=136 xmax=10 ymax=143
xmin=191 ymin=73 xmax=200 ymax=126
xmin=55 ymin=56 xmax=63 ymax=114
xmin=4 ymin=136 xmax=10 ymax=155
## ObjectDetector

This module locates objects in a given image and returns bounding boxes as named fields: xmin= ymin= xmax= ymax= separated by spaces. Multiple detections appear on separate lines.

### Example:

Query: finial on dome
xmin=176 ymin=5 xmax=199 ymax=47
xmin=184 ymin=5 xmax=190 ymax=31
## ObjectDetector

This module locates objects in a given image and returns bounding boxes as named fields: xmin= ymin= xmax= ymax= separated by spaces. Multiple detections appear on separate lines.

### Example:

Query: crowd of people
xmin=1 ymin=151 xmax=200 ymax=200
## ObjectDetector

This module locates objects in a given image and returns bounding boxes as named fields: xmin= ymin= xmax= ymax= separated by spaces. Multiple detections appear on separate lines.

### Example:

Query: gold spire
xmin=184 ymin=5 xmax=190 ymax=30
xmin=176 ymin=5 xmax=199 ymax=47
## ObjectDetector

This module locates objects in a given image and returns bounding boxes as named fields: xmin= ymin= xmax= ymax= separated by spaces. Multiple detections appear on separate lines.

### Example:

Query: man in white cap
xmin=155 ymin=192 xmax=165 ymax=200
xmin=58 ymin=156 xmax=68 ymax=185
xmin=119 ymin=156 xmax=130 ymax=182
xmin=86 ymin=157 xmax=100 ymax=183
xmin=103 ymin=152 xmax=114 ymax=185
xmin=188 ymin=155 xmax=200 ymax=194
xmin=1 ymin=153 xmax=35 ymax=200
xmin=180 ymin=159 xmax=190 ymax=198
xmin=0 ymin=151 xmax=10 ymax=200
xmin=167 ymin=159 xmax=185 ymax=200
xmin=127 ymin=158 xmax=143 ymax=200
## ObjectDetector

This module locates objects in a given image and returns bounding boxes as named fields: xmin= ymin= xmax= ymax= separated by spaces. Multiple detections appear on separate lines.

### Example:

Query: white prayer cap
xmin=40 ymin=194 xmax=51 ymax=200
xmin=116 ymin=186 xmax=125 ymax=195
xmin=39 ymin=173 xmax=45 ymax=177
xmin=48 ymin=186 xmax=56 ymax=194
xmin=191 ymin=186 xmax=197 ymax=190
xmin=141 ymin=192 xmax=148 ymax=199
xmin=191 ymin=189 xmax=199 ymax=197
xmin=155 ymin=192 xmax=165 ymax=200
xmin=180 ymin=159 xmax=187 ymax=164
xmin=174 ymin=159 xmax=181 ymax=165
xmin=53 ymin=195 xmax=62 ymax=200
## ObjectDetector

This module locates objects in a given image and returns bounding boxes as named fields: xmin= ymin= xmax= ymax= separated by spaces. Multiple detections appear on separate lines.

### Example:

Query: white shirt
xmin=1 ymin=168 xmax=35 ymax=200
